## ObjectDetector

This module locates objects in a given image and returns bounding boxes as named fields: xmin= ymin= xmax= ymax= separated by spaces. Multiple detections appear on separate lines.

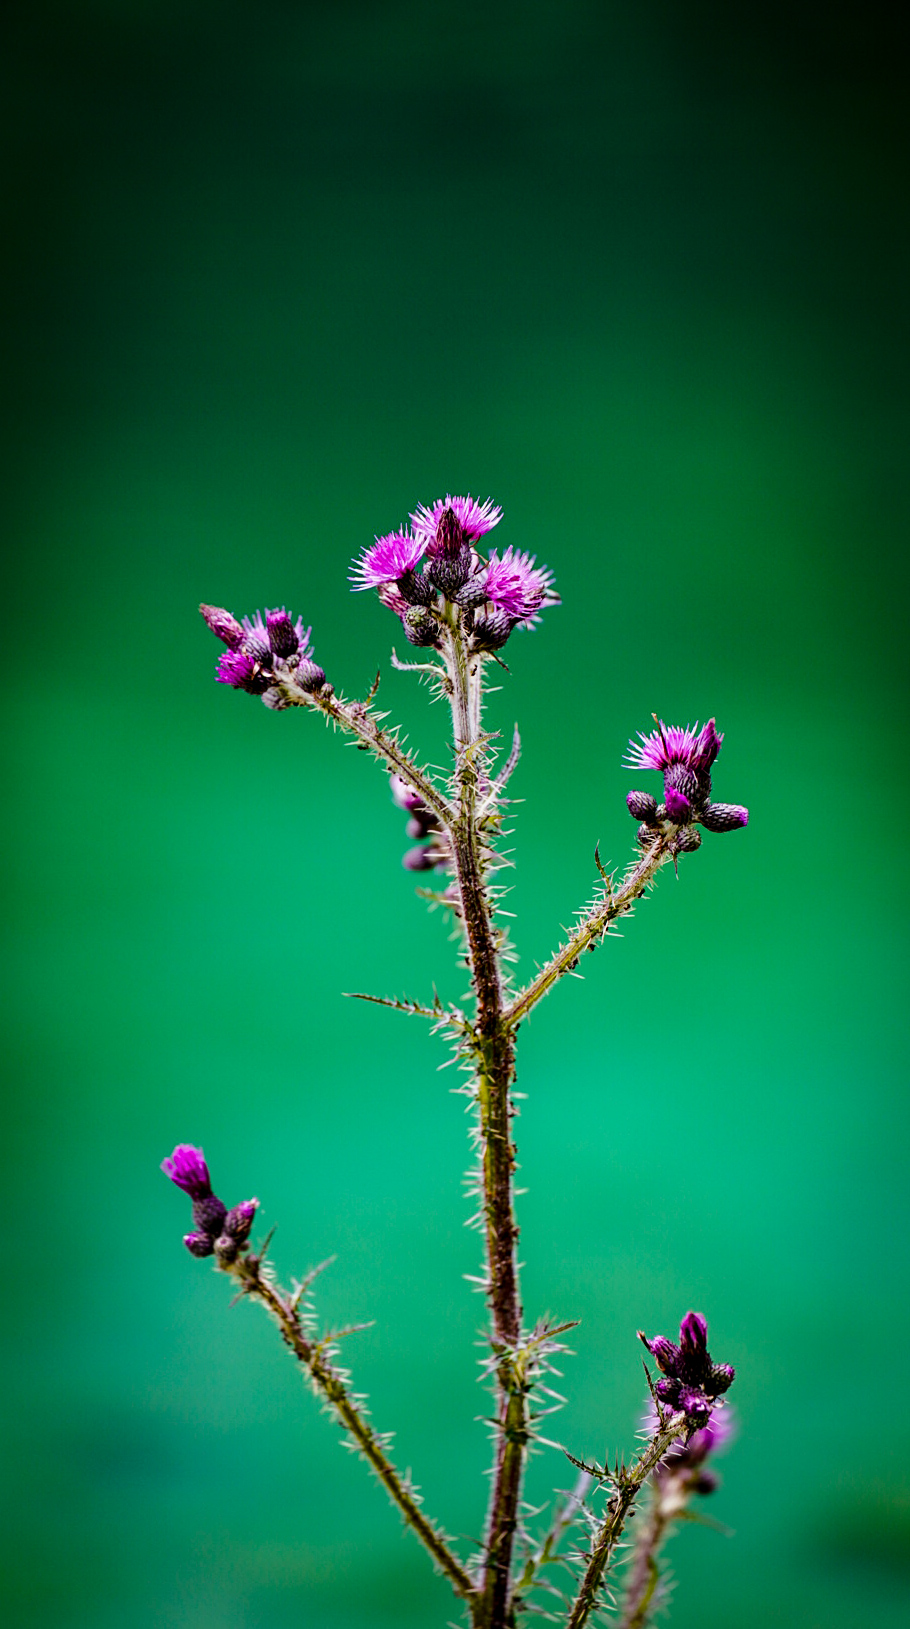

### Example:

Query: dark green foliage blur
xmin=3 ymin=3 xmax=908 ymax=1625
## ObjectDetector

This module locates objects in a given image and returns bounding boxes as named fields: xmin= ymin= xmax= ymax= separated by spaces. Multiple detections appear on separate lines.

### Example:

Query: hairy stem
xmin=617 ymin=1494 xmax=668 ymax=1629
xmin=225 ymin=1250 xmax=475 ymax=1603
xmin=564 ymin=1414 xmax=687 ymax=1629
xmin=445 ymin=626 xmax=527 ymax=1629
xmin=505 ymin=837 xmax=672 ymax=1028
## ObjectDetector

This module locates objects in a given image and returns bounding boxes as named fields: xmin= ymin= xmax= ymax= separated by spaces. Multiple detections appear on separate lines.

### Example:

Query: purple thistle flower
xmin=216 ymin=649 xmax=271 ymax=694
xmin=161 ymin=1144 xmax=212 ymax=1199
xmin=625 ymin=720 xmax=721 ymax=775
xmin=183 ymin=1231 xmax=216 ymax=1258
xmin=481 ymin=547 xmax=559 ymax=628
xmin=224 ymin=1199 xmax=259 ymax=1243
xmin=200 ymin=604 xmax=244 ymax=648
xmin=410 ymin=495 xmax=503 ymax=554
xmin=351 ymin=529 xmax=427 ymax=591
xmin=638 ymin=1310 xmax=734 ymax=1427
xmin=624 ymin=717 xmax=748 ymax=843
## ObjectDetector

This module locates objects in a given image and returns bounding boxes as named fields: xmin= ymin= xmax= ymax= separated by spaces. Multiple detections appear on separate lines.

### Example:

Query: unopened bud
xmin=472 ymin=609 xmax=513 ymax=651
xmin=200 ymin=604 xmax=244 ymax=649
xmin=402 ymin=844 xmax=437 ymax=871
xmin=224 ymin=1199 xmax=259 ymax=1243
xmin=183 ymin=1231 xmax=215 ymax=1258
xmin=403 ymin=608 xmax=440 ymax=648
xmin=397 ymin=568 xmax=434 ymax=606
xmin=266 ymin=610 xmax=299 ymax=657
xmin=261 ymin=686 xmax=292 ymax=710
xmin=674 ymin=826 xmax=702 ymax=853
xmin=664 ymin=786 xmax=692 ymax=823
xmin=700 ymin=802 xmax=749 ymax=832
xmin=425 ymin=547 xmax=472 ymax=596
xmin=664 ymin=764 xmax=699 ymax=802
xmin=453 ymin=571 xmax=490 ymax=607
xmin=294 ymin=658 xmax=326 ymax=692
xmin=214 ymin=1233 xmax=239 ymax=1264
xmin=627 ymin=790 xmax=658 ymax=822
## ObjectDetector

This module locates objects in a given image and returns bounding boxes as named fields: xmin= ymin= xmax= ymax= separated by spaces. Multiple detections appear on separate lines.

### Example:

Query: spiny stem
xmin=617 ymin=1494 xmax=668 ymax=1629
xmin=225 ymin=1251 xmax=475 ymax=1604
xmin=505 ymin=837 xmax=672 ymax=1027
xmin=564 ymin=1414 xmax=687 ymax=1629
xmin=444 ymin=623 xmax=527 ymax=1629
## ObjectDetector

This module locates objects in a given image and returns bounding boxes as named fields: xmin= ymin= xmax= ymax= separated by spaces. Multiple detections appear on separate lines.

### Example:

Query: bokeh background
xmin=3 ymin=3 xmax=908 ymax=1626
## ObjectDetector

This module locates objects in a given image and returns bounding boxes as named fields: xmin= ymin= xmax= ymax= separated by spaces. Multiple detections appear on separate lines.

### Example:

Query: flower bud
xmin=224 ymin=1199 xmax=259 ymax=1243
xmin=453 ymin=571 xmax=491 ymax=607
xmin=294 ymin=658 xmax=327 ymax=692
xmin=627 ymin=790 xmax=658 ymax=822
xmin=700 ymin=802 xmax=749 ymax=832
xmin=403 ymin=608 xmax=441 ymax=648
xmin=674 ymin=826 xmax=702 ymax=853
xmin=425 ymin=547 xmax=472 ymax=596
xmin=213 ymin=1233 xmax=239 ymax=1264
xmin=402 ymin=844 xmax=438 ymax=871
xmin=266 ymin=609 xmax=299 ymax=657
xmin=200 ymin=604 xmax=244 ymax=648
xmin=183 ymin=1231 xmax=215 ymax=1258
xmin=664 ymin=764 xmax=700 ymax=802
xmin=472 ymin=609 xmax=513 ymax=651
xmin=397 ymin=568 xmax=434 ymax=606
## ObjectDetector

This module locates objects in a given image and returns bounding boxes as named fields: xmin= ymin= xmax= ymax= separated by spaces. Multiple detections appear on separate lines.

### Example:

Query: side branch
xmin=225 ymin=1250 xmax=475 ymax=1604
xmin=505 ymin=837 xmax=671 ymax=1027
xmin=286 ymin=678 xmax=454 ymax=827
xmin=564 ymin=1413 xmax=687 ymax=1629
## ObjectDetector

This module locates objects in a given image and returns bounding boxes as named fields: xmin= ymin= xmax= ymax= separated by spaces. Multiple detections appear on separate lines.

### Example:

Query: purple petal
xmin=351 ymin=530 xmax=427 ymax=591
xmin=664 ymin=786 xmax=692 ymax=823
xmin=162 ymin=1144 xmax=212 ymax=1199
xmin=410 ymin=495 xmax=503 ymax=553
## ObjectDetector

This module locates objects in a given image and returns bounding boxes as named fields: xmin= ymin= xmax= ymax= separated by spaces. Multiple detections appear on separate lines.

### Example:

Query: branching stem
xmin=564 ymin=1413 xmax=687 ymax=1629
xmin=505 ymin=838 xmax=672 ymax=1028
xmin=224 ymin=1250 xmax=475 ymax=1603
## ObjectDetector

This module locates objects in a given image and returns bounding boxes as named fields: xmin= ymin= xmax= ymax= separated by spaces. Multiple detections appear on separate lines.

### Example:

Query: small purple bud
xmin=709 ymin=1362 xmax=735 ymax=1394
xmin=692 ymin=1469 xmax=720 ymax=1495
xmin=646 ymin=1335 xmax=681 ymax=1374
xmin=436 ymin=505 xmax=465 ymax=555
xmin=403 ymin=608 xmax=441 ymax=648
xmin=183 ymin=1232 xmax=215 ymax=1258
xmin=664 ymin=786 xmax=692 ymax=823
xmin=627 ymin=790 xmax=658 ymax=822
xmin=425 ymin=547 xmax=472 ymax=596
xmin=162 ymin=1144 xmax=212 ymax=1199
xmin=700 ymin=802 xmax=749 ymax=832
xmin=261 ymin=687 xmax=292 ymax=711
xmin=213 ymin=1233 xmax=239 ymax=1263
xmin=397 ymin=568 xmax=434 ymax=606
xmin=191 ymin=1194 xmax=228 ymax=1236
xmin=200 ymin=604 xmax=244 ymax=648
xmin=674 ymin=826 xmax=702 ymax=853
xmin=224 ymin=1199 xmax=259 ymax=1243
xmin=453 ymin=571 xmax=491 ymax=607
xmin=402 ymin=844 xmax=438 ymax=871
xmin=679 ymin=1311 xmax=709 ymax=1354
xmin=294 ymin=658 xmax=326 ymax=692
xmin=390 ymin=774 xmax=424 ymax=813
xmin=266 ymin=609 xmax=299 ymax=657
xmin=677 ymin=1386 xmax=712 ymax=1426
xmin=472 ymin=609 xmax=513 ymax=651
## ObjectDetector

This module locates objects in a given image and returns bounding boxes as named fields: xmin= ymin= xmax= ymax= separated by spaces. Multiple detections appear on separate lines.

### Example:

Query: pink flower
xmin=350 ymin=530 xmax=427 ymax=591
xmin=410 ymin=495 xmax=503 ymax=554
xmin=481 ymin=546 xmax=559 ymax=627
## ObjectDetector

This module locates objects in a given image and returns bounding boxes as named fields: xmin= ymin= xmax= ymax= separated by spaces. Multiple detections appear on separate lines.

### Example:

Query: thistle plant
xmin=163 ymin=493 xmax=748 ymax=1628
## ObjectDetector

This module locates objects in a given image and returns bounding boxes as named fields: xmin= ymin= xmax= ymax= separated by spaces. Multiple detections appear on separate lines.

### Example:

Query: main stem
xmin=446 ymin=624 xmax=525 ymax=1629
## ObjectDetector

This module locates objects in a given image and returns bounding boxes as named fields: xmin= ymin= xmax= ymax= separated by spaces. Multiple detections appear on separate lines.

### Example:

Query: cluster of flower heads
xmin=625 ymin=718 xmax=748 ymax=856
xmin=161 ymin=1144 xmax=258 ymax=1264
xmin=200 ymin=604 xmax=326 ymax=708
xmin=638 ymin=1311 xmax=735 ymax=1430
xmin=390 ymin=774 xmax=451 ymax=873
xmin=351 ymin=494 xmax=558 ymax=651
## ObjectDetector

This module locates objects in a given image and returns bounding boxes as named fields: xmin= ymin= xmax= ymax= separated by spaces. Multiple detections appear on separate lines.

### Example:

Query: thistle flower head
xmin=638 ymin=1310 xmax=734 ymax=1427
xmin=481 ymin=547 xmax=560 ymax=627
xmin=410 ymin=495 xmax=503 ymax=554
xmin=161 ymin=1144 xmax=212 ymax=1199
xmin=625 ymin=719 xmax=722 ymax=775
xmin=202 ymin=603 xmax=324 ymax=702
xmin=350 ymin=529 xmax=427 ymax=591
xmin=625 ymin=717 xmax=748 ymax=849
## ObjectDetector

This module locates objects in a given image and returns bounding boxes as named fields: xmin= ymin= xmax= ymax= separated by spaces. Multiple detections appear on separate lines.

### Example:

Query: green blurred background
xmin=3 ymin=3 xmax=908 ymax=1625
